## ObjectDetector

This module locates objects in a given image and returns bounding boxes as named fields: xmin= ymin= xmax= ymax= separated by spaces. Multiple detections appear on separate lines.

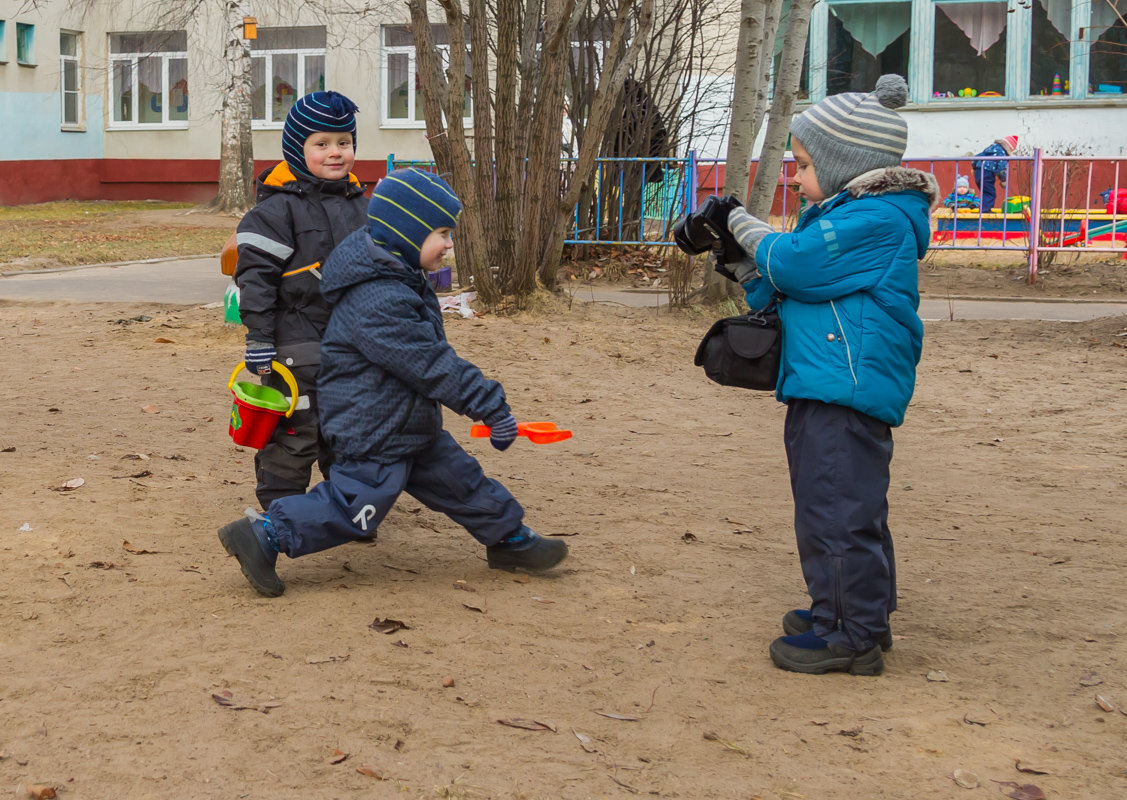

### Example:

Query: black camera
xmin=673 ymin=194 xmax=746 ymax=264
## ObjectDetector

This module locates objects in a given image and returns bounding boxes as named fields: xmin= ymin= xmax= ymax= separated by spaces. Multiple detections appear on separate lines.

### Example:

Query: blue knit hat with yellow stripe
xmin=282 ymin=91 xmax=359 ymax=179
xmin=368 ymin=168 xmax=462 ymax=269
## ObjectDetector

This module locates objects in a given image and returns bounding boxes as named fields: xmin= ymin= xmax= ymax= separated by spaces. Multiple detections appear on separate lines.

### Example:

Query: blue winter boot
xmin=486 ymin=526 xmax=568 ymax=572
xmin=769 ymin=630 xmax=884 ymax=676
xmin=217 ymin=509 xmax=284 ymax=597
xmin=782 ymin=608 xmax=893 ymax=651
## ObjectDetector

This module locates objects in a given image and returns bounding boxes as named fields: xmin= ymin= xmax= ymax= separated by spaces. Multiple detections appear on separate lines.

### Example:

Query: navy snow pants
xmin=973 ymin=165 xmax=998 ymax=211
xmin=266 ymin=431 xmax=524 ymax=558
xmin=784 ymin=399 xmax=897 ymax=652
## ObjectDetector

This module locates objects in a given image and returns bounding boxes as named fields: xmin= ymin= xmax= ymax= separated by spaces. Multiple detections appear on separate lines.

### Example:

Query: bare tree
xmin=745 ymin=0 xmax=814 ymax=220
xmin=694 ymin=0 xmax=813 ymax=302
xmin=407 ymin=0 xmax=654 ymax=304
xmin=209 ymin=0 xmax=256 ymax=213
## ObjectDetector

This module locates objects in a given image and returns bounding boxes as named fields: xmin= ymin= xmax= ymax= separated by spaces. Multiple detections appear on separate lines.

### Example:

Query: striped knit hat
xmin=790 ymin=74 xmax=909 ymax=198
xmin=368 ymin=168 xmax=462 ymax=270
xmin=282 ymin=91 xmax=359 ymax=179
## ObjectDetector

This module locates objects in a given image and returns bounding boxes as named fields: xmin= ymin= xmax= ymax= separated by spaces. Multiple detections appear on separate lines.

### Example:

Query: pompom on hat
xmin=996 ymin=135 xmax=1019 ymax=154
xmin=368 ymin=168 xmax=462 ymax=270
xmin=282 ymin=91 xmax=359 ymax=179
xmin=790 ymin=74 xmax=910 ymax=198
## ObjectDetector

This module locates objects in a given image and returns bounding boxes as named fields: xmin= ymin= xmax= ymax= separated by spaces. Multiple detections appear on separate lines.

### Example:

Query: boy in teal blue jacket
xmin=718 ymin=75 xmax=938 ymax=675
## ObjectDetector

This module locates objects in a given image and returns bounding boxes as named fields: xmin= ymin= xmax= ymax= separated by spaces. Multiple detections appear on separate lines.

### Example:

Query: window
xmin=825 ymin=1 xmax=909 ymax=96
xmin=16 ymin=22 xmax=34 ymax=65
xmin=60 ymin=31 xmax=82 ymax=127
xmin=250 ymin=26 xmax=326 ymax=126
xmin=1030 ymin=0 xmax=1070 ymax=96
xmin=381 ymin=25 xmax=471 ymax=127
xmin=1089 ymin=11 xmax=1127 ymax=96
xmin=805 ymin=0 xmax=1126 ymax=103
xmin=933 ymin=2 xmax=1008 ymax=98
xmin=0 ymin=20 xmax=7 ymax=63
xmin=109 ymin=31 xmax=188 ymax=126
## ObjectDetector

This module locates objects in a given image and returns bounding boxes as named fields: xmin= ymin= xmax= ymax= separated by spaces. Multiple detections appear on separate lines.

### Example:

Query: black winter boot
xmin=486 ymin=526 xmax=568 ymax=572
xmin=218 ymin=514 xmax=284 ymax=597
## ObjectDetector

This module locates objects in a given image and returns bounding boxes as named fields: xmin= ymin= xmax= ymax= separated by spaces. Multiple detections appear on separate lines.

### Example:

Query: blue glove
xmin=489 ymin=415 xmax=519 ymax=451
xmin=244 ymin=341 xmax=276 ymax=376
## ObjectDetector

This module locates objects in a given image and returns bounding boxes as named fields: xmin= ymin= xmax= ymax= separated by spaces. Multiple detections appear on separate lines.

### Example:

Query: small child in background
xmin=218 ymin=169 xmax=568 ymax=597
xmin=943 ymin=174 xmax=980 ymax=210
xmin=970 ymin=135 xmax=1017 ymax=211
xmin=235 ymin=91 xmax=369 ymax=509
xmin=715 ymin=74 xmax=938 ymax=676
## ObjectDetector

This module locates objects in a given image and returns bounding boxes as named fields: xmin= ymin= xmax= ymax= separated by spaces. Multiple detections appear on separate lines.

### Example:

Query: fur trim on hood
xmin=846 ymin=167 xmax=941 ymax=211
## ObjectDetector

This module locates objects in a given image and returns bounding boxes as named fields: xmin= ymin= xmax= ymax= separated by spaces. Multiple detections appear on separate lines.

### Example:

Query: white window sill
xmin=252 ymin=122 xmax=285 ymax=130
xmin=106 ymin=123 xmax=190 ymax=131
xmin=61 ymin=125 xmax=86 ymax=132
xmin=908 ymin=97 xmax=1127 ymax=111
xmin=17 ymin=61 xmax=36 ymax=67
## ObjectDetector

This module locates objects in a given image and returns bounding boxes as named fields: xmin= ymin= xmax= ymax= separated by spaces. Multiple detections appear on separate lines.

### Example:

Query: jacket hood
xmin=256 ymin=162 xmax=364 ymax=199
xmin=320 ymin=228 xmax=421 ymax=305
xmin=845 ymin=166 xmax=939 ymax=258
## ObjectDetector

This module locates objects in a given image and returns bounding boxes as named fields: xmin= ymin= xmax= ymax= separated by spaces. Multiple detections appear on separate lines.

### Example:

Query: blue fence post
xmin=687 ymin=150 xmax=698 ymax=214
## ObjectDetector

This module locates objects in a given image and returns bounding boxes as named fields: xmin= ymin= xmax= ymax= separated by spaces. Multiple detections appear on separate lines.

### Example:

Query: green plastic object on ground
xmin=224 ymin=280 xmax=241 ymax=325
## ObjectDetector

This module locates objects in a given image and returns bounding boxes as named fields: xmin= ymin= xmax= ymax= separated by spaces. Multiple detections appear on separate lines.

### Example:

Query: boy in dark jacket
xmin=235 ymin=91 xmax=369 ymax=508
xmin=218 ymin=169 xmax=568 ymax=596
xmin=970 ymin=135 xmax=1017 ymax=211
xmin=716 ymin=75 xmax=938 ymax=676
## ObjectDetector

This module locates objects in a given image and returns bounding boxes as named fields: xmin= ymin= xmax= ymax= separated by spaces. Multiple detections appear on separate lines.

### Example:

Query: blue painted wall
xmin=0 ymin=92 xmax=102 ymax=159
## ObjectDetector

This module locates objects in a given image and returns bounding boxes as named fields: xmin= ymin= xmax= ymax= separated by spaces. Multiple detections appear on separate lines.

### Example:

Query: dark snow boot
xmin=782 ymin=608 xmax=893 ymax=652
xmin=217 ymin=513 xmax=284 ymax=597
xmin=486 ymin=526 xmax=568 ymax=572
xmin=769 ymin=630 xmax=884 ymax=676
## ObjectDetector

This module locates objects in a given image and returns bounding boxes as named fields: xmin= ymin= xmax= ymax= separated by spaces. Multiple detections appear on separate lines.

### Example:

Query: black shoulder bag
xmin=693 ymin=304 xmax=781 ymax=391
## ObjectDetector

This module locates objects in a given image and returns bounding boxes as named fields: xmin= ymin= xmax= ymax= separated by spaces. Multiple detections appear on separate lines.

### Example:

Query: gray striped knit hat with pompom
xmin=790 ymin=74 xmax=909 ymax=198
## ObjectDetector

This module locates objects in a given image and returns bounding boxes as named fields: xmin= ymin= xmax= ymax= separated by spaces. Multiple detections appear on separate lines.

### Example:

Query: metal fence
xmin=389 ymin=150 xmax=1126 ymax=282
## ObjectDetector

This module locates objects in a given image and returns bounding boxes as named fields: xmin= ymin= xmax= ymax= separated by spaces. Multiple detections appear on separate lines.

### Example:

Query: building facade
xmin=0 ymin=0 xmax=1123 ymax=205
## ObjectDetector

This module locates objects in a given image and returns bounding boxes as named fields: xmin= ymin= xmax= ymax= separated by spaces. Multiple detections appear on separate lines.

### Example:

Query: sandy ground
xmin=1 ymin=293 xmax=1126 ymax=800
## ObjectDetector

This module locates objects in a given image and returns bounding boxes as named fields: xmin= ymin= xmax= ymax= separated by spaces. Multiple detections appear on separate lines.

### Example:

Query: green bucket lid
xmin=231 ymin=380 xmax=291 ymax=413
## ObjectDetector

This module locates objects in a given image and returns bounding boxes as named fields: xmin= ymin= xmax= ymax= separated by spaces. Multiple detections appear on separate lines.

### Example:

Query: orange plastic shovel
xmin=470 ymin=421 xmax=573 ymax=445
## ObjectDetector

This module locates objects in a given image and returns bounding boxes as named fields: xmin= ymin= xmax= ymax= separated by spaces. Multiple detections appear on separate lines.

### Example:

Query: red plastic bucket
xmin=227 ymin=361 xmax=298 ymax=450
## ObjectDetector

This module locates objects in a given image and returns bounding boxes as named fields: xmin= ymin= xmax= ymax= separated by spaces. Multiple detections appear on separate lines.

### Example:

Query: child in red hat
xmin=970 ymin=135 xmax=1018 ymax=211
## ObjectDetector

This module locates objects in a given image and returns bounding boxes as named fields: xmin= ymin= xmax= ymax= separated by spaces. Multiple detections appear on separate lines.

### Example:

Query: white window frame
xmin=804 ymin=0 xmax=1125 ymax=105
xmin=108 ymin=33 xmax=188 ymax=129
xmin=251 ymin=47 xmax=326 ymax=129
xmin=60 ymin=30 xmax=83 ymax=130
xmin=380 ymin=33 xmax=472 ymax=129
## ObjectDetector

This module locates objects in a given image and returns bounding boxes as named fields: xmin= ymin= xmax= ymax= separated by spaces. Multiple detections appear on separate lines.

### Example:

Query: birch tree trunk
xmin=210 ymin=0 xmax=255 ymax=213
xmin=747 ymin=0 xmax=815 ymax=220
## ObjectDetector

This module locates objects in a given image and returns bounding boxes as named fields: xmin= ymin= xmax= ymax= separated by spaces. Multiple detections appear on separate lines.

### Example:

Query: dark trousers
xmin=255 ymin=362 xmax=332 ymax=508
xmin=784 ymin=399 xmax=896 ymax=652
xmin=267 ymin=431 xmax=524 ymax=558
xmin=974 ymin=166 xmax=998 ymax=211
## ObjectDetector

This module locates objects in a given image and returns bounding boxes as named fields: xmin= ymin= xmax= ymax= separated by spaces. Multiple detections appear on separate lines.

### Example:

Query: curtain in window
xmin=1090 ymin=0 xmax=1121 ymax=41
xmin=937 ymin=2 xmax=1008 ymax=56
xmin=828 ymin=2 xmax=912 ymax=58
xmin=1036 ymin=0 xmax=1071 ymax=39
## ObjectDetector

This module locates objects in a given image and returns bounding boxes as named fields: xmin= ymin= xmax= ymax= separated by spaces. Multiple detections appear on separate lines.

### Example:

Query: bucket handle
xmin=228 ymin=361 xmax=300 ymax=418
